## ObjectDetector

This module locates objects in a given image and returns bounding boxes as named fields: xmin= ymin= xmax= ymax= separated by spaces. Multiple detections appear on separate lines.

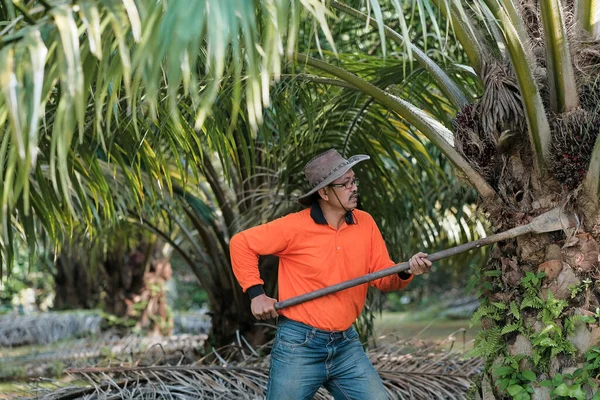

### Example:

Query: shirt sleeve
xmin=230 ymin=216 xmax=291 ymax=293
xmin=368 ymin=216 xmax=413 ymax=292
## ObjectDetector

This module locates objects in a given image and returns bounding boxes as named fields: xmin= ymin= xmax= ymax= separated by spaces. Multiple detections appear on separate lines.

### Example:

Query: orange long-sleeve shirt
xmin=230 ymin=203 xmax=413 ymax=331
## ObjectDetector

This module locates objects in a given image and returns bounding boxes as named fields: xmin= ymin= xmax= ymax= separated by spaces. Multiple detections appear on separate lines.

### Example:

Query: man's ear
xmin=318 ymin=188 xmax=328 ymax=201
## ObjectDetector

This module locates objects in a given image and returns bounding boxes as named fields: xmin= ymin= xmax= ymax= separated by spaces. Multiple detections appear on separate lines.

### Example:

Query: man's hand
xmin=251 ymin=294 xmax=279 ymax=320
xmin=408 ymin=252 xmax=432 ymax=275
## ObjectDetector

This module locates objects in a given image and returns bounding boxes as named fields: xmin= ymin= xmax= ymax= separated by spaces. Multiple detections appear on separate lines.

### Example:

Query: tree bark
xmin=103 ymin=243 xmax=173 ymax=335
xmin=53 ymin=250 xmax=101 ymax=310
xmin=480 ymin=210 xmax=600 ymax=398
xmin=208 ymin=255 xmax=279 ymax=348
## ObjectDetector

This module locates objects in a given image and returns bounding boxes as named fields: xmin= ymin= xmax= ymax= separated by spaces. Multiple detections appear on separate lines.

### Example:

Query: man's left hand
xmin=408 ymin=252 xmax=432 ymax=275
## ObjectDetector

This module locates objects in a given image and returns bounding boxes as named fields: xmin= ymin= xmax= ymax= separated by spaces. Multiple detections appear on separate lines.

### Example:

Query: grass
xmin=0 ymin=383 xmax=18 ymax=399
xmin=0 ymin=337 xmax=78 ymax=359
xmin=372 ymin=311 xmax=480 ymax=348
xmin=0 ymin=382 xmax=42 ymax=399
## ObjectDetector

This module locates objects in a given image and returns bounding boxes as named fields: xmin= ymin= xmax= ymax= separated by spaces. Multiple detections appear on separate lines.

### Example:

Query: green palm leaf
xmin=576 ymin=0 xmax=600 ymax=38
xmin=0 ymin=0 xmax=343 ymax=269
xmin=296 ymin=53 xmax=497 ymax=200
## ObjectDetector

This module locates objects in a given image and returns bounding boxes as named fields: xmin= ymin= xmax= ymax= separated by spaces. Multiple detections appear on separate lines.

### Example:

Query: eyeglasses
xmin=329 ymin=178 xmax=359 ymax=190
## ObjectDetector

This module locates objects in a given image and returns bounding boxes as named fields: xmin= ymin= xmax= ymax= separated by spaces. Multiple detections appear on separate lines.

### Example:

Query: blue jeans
xmin=266 ymin=317 xmax=387 ymax=400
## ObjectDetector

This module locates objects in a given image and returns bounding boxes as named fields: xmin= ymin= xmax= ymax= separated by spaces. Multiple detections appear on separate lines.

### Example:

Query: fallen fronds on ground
xmin=0 ymin=333 xmax=207 ymax=380
xmin=0 ymin=314 xmax=103 ymax=347
xmin=0 ymin=312 xmax=210 ymax=348
xmin=10 ymin=331 xmax=482 ymax=400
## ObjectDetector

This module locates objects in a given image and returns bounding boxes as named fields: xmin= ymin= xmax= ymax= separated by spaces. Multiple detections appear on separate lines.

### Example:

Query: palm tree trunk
xmin=53 ymin=253 xmax=101 ymax=310
xmin=480 ymin=208 xmax=600 ymax=398
xmin=103 ymin=242 xmax=173 ymax=335
xmin=208 ymin=255 xmax=279 ymax=348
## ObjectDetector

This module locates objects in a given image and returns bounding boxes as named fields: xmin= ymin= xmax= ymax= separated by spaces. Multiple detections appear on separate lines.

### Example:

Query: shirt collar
xmin=310 ymin=200 xmax=356 ymax=225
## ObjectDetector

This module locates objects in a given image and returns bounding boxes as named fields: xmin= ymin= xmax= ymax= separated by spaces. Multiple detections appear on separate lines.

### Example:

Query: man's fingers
xmin=408 ymin=258 xmax=431 ymax=275
xmin=254 ymin=308 xmax=278 ymax=320
xmin=250 ymin=295 xmax=278 ymax=320
xmin=409 ymin=253 xmax=432 ymax=273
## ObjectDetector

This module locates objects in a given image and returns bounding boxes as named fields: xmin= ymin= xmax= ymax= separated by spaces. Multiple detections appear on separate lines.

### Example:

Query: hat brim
xmin=297 ymin=155 xmax=370 ymax=206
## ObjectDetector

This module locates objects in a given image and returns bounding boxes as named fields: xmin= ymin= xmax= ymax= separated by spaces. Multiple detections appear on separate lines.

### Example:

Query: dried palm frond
xmin=369 ymin=335 xmax=482 ymax=400
xmin=477 ymin=60 xmax=525 ymax=143
xmin=1 ymin=333 xmax=207 ymax=380
xmin=173 ymin=313 xmax=212 ymax=335
xmin=14 ymin=335 xmax=482 ymax=400
xmin=0 ymin=311 xmax=209 ymax=349
xmin=0 ymin=313 xmax=102 ymax=347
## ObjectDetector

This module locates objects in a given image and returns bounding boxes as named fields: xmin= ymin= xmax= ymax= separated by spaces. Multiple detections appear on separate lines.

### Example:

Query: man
xmin=230 ymin=149 xmax=432 ymax=399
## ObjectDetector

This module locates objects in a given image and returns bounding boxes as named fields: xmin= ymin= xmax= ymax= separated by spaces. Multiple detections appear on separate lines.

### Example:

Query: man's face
xmin=325 ymin=169 xmax=359 ymax=210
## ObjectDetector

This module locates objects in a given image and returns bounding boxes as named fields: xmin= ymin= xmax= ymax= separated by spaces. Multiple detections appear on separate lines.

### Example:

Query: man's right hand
xmin=251 ymin=294 xmax=279 ymax=320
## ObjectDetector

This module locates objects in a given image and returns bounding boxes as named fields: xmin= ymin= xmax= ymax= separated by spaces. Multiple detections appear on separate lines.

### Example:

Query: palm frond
xmin=0 ymin=0 xmax=340 ymax=272
xmin=331 ymin=1 xmax=471 ymax=110
xmin=1 ymin=330 xmax=208 ymax=380
xmin=18 ymin=336 xmax=482 ymax=400
xmin=296 ymin=53 xmax=498 ymax=201
xmin=540 ymin=0 xmax=579 ymax=112
xmin=0 ymin=312 xmax=102 ymax=347
xmin=576 ymin=0 xmax=600 ymax=38
xmin=431 ymin=0 xmax=485 ymax=71
xmin=579 ymin=111 xmax=600 ymax=208
xmin=483 ymin=0 xmax=552 ymax=172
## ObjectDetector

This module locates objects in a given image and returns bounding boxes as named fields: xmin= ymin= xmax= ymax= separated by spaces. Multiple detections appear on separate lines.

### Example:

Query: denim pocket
xmin=277 ymin=326 xmax=311 ymax=349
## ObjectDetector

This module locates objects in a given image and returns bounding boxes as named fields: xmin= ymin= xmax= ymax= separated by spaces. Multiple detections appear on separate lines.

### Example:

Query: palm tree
xmin=3 ymin=0 xmax=481 ymax=347
xmin=37 ymin=217 xmax=174 ymax=334
xmin=289 ymin=1 xmax=600 ymax=397
xmin=146 ymin=74 xmax=483 ymax=347
xmin=3 ymin=0 xmax=600 ymax=396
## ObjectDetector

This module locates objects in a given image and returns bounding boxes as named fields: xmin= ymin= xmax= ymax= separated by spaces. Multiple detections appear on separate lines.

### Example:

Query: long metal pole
xmin=274 ymin=222 xmax=535 ymax=310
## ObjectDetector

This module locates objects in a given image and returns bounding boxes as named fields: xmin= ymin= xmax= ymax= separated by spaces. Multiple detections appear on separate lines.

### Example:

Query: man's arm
xmin=230 ymin=217 xmax=290 ymax=319
xmin=368 ymin=217 xmax=431 ymax=291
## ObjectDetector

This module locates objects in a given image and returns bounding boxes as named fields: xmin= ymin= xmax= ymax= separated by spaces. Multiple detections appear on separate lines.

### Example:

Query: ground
xmin=374 ymin=312 xmax=478 ymax=345
xmin=0 ymin=312 xmax=479 ymax=397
